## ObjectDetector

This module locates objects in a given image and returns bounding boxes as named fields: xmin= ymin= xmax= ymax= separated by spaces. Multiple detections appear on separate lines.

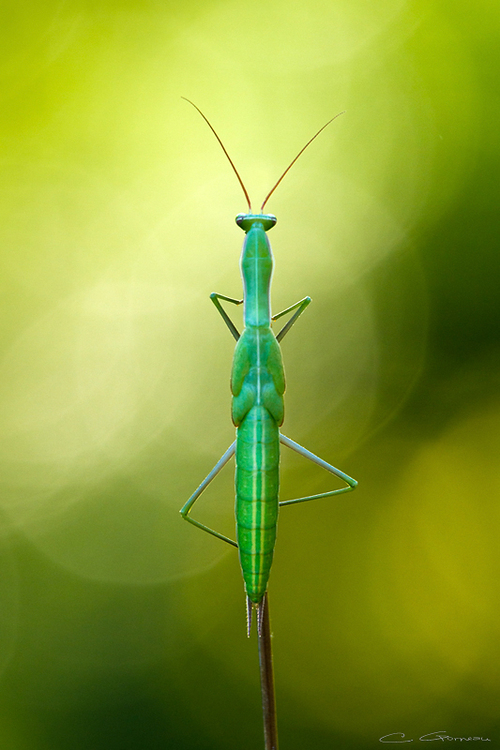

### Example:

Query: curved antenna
xmin=260 ymin=111 xmax=345 ymax=212
xmin=182 ymin=97 xmax=252 ymax=213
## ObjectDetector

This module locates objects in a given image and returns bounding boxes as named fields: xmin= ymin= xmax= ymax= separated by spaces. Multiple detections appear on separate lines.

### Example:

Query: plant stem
xmin=257 ymin=593 xmax=278 ymax=750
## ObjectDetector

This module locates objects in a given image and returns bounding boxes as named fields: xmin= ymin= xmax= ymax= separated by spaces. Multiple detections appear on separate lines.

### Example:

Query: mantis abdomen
xmin=232 ymin=321 xmax=286 ymax=605
xmin=235 ymin=405 xmax=280 ymax=603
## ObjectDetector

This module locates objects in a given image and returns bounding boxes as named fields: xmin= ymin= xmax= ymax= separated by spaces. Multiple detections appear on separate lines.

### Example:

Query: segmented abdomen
xmin=235 ymin=404 xmax=280 ymax=603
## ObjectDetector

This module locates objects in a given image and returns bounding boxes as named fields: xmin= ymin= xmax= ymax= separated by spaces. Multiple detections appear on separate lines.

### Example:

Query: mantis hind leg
xmin=180 ymin=441 xmax=238 ymax=547
xmin=278 ymin=433 xmax=357 ymax=506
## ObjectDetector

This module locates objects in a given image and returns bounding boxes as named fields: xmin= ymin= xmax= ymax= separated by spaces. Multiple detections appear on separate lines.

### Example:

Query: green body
xmin=232 ymin=213 xmax=284 ymax=603
xmin=180 ymin=208 xmax=356 ymax=606
xmin=180 ymin=207 xmax=357 ymax=609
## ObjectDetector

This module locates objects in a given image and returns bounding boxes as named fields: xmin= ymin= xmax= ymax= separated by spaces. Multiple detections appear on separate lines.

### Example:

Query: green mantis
xmin=180 ymin=100 xmax=358 ymax=635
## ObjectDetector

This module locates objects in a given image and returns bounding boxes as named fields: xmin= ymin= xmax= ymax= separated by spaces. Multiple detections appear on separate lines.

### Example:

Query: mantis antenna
xmin=260 ymin=111 xmax=345 ymax=211
xmin=182 ymin=97 xmax=344 ymax=214
xmin=182 ymin=97 xmax=252 ymax=212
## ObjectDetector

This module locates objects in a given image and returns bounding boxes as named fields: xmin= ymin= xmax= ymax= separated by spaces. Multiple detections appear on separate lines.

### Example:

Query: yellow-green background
xmin=1 ymin=0 xmax=499 ymax=747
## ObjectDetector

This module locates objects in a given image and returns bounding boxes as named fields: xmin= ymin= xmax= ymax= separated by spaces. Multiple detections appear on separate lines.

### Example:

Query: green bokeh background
xmin=1 ymin=0 xmax=499 ymax=747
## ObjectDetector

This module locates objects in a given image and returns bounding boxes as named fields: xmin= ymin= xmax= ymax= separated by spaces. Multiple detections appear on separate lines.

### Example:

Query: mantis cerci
xmin=180 ymin=99 xmax=358 ymax=750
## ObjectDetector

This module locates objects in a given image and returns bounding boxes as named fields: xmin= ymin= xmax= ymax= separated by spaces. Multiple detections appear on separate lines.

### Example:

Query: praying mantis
xmin=180 ymin=99 xmax=358 ymax=637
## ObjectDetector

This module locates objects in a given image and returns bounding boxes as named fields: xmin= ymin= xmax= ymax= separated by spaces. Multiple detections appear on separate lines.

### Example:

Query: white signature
xmin=380 ymin=732 xmax=491 ymax=743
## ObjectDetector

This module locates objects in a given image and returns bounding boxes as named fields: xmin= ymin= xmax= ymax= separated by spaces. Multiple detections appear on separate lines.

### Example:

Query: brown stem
xmin=257 ymin=593 xmax=279 ymax=750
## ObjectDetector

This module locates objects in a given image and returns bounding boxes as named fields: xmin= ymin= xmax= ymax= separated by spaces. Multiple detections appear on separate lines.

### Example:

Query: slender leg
xmin=272 ymin=296 xmax=311 ymax=342
xmin=278 ymin=433 xmax=357 ymax=506
xmin=180 ymin=441 xmax=238 ymax=547
xmin=210 ymin=292 xmax=243 ymax=341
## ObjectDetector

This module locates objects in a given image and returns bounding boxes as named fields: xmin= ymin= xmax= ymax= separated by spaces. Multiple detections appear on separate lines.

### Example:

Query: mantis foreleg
xmin=272 ymin=296 xmax=311 ymax=341
xmin=211 ymin=292 xmax=311 ymax=343
xmin=210 ymin=293 xmax=243 ymax=341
